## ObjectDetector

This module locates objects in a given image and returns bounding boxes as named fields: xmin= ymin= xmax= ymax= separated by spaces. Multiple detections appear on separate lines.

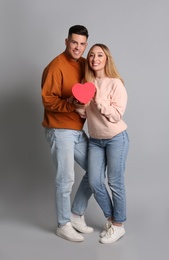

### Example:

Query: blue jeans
xmin=45 ymin=128 xmax=92 ymax=226
xmin=88 ymin=130 xmax=129 ymax=223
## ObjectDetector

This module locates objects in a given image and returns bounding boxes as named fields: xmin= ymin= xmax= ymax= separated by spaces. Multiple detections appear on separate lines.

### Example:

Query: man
xmin=41 ymin=25 xmax=93 ymax=242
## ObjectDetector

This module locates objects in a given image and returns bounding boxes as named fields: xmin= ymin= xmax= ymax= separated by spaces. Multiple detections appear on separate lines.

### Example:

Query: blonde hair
xmin=84 ymin=43 xmax=124 ymax=84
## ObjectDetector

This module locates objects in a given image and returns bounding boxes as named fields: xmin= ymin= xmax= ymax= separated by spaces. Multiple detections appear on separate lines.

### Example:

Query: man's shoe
xmin=56 ymin=222 xmax=84 ymax=242
xmin=100 ymin=224 xmax=125 ymax=244
xmin=71 ymin=215 xmax=94 ymax=234
xmin=100 ymin=220 xmax=112 ymax=238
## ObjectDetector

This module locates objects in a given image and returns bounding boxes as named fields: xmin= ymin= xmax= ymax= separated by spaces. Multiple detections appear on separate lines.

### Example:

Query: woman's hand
xmin=67 ymin=95 xmax=74 ymax=104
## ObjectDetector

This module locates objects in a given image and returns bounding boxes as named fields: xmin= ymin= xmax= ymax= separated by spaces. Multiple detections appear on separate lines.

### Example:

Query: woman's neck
xmin=94 ymin=71 xmax=106 ymax=79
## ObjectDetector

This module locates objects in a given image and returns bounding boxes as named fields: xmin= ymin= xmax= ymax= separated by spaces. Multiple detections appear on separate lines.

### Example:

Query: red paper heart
xmin=72 ymin=82 xmax=96 ymax=104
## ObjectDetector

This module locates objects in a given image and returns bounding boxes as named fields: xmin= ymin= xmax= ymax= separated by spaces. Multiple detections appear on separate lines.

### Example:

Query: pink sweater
xmin=86 ymin=77 xmax=127 ymax=139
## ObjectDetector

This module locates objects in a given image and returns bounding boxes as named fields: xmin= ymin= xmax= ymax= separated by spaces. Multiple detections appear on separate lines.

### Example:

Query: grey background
xmin=0 ymin=0 xmax=169 ymax=259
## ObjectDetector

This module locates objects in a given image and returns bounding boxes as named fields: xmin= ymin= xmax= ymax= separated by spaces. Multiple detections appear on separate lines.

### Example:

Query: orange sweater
xmin=41 ymin=52 xmax=86 ymax=130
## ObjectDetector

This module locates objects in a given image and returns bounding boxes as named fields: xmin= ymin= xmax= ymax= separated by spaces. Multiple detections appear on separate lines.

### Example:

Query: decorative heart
xmin=72 ymin=82 xmax=96 ymax=104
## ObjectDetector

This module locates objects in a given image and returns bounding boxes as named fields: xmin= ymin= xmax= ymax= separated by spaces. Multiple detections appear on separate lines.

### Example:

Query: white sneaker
xmin=100 ymin=220 xmax=112 ymax=238
xmin=71 ymin=215 xmax=94 ymax=233
xmin=100 ymin=224 xmax=125 ymax=244
xmin=56 ymin=222 xmax=84 ymax=242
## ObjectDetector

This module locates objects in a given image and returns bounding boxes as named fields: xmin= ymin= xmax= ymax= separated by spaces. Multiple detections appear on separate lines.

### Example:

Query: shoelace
xmin=105 ymin=222 xmax=111 ymax=230
xmin=105 ymin=225 xmax=114 ymax=237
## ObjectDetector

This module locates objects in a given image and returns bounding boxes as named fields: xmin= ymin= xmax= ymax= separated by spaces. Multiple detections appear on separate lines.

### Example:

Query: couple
xmin=41 ymin=25 xmax=129 ymax=244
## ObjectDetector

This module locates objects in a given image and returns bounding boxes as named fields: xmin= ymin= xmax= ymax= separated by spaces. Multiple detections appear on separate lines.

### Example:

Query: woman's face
xmin=88 ymin=46 xmax=107 ymax=74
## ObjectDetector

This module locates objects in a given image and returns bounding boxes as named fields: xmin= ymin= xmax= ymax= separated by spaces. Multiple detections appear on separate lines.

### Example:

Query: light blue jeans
xmin=88 ymin=130 xmax=129 ymax=223
xmin=45 ymin=128 xmax=92 ymax=227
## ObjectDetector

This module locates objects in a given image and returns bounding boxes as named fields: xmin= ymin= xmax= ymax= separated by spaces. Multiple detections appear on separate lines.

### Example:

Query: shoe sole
xmin=73 ymin=226 xmax=94 ymax=234
xmin=56 ymin=231 xmax=84 ymax=242
xmin=100 ymin=231 xmax=125 ymax=244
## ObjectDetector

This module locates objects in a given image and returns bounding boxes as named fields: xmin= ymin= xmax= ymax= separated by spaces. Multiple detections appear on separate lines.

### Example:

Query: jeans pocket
xmin=125 ymin=131 xmax=130 ymax=143
xmin=45 ymin=128 xmax=55 ymax=144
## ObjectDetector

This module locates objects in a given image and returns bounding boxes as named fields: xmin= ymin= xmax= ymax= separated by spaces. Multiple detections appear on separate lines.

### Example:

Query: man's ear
xmin=65 ymin=38 xmax=68 ymax=47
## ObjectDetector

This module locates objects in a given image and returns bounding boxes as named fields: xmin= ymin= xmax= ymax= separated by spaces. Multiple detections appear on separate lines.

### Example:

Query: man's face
xmin=65 ymin=33 xmax=88 ymax=61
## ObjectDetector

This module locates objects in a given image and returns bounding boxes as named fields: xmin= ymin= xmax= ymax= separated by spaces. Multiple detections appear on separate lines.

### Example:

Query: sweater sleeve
xmin=95 ymin=81 xmax=127 ymax=123
xmin=41 ymin=70 xmax=75 ymax=113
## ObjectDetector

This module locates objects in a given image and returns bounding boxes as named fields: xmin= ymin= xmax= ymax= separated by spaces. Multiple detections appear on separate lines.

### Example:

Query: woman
xmin=76 ymin=43 xmax=129 ymax=244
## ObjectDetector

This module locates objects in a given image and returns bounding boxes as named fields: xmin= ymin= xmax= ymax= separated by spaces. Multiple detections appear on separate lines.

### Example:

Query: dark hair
xmin=68 ymin=25 xmax=89 ymax=39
